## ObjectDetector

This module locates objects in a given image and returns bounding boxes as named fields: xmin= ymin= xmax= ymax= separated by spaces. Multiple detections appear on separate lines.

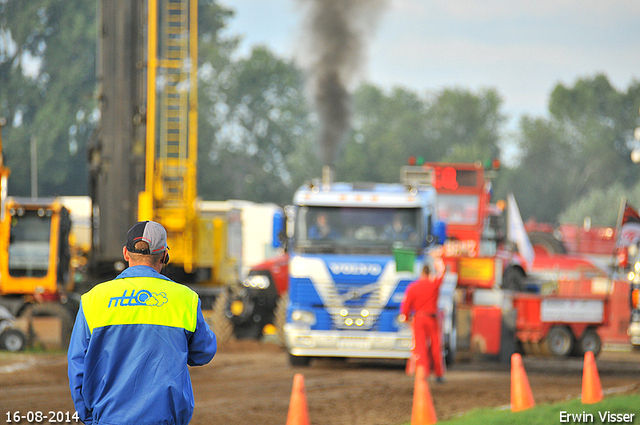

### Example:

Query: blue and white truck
xmin=282 ymin=167 xmax=456 ymax=366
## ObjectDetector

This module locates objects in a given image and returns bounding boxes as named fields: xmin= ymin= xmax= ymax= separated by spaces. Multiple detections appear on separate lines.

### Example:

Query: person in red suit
xmin=400 ymin=260 xmax=445 ymax=383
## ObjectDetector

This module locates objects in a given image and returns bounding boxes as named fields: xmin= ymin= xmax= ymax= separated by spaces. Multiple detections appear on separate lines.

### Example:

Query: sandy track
xmin=1 ymin=341 xmax=639 ymax=424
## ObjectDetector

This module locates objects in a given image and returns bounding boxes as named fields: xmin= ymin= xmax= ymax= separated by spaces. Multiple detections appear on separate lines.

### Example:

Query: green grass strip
xmin=400 ymin=393 xmax=640 ymax=425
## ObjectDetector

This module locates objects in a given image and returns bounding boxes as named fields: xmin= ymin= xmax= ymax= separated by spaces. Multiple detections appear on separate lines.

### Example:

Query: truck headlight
xmin=395 ymin=315 xmax=411 ymax=331
xmin=243 ymin=274 xmax=270 ymax=289
xmin=291 ymin=310 xmax=316 ymax=325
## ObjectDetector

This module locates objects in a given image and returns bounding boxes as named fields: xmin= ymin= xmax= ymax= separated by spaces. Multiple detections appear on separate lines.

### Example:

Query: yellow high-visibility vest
xmin=82 ymin=277 xmax=198 ymax=334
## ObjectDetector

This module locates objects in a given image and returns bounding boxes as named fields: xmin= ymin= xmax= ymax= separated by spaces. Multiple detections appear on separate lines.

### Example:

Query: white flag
xmin=507 ymin=193 xmax=535 ymax=269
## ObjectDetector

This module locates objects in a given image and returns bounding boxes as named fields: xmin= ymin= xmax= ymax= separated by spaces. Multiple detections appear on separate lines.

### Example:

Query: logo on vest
xmin=108 ymin=289 xmax=168 ymax=307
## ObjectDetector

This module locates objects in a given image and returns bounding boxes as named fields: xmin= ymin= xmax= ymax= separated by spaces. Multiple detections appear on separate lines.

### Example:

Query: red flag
xmin=618 ymin=202 xmax=640 ymax=247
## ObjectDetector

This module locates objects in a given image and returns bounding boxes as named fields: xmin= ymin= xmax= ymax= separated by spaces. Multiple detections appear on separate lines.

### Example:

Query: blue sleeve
xmin=67 ymin=303 xmax=93 ymax=424
xmin=187 ymin=299 xmax=217 ymax=366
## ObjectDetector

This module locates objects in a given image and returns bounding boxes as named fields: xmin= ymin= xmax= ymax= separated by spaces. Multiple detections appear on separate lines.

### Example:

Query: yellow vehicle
xmin=0 ymin=196 xmax=77 ymax=350
xmin=0 ymin=122 xmax=76 ymax=350
xmin=0 ymin=197 xmax=71 ymax=297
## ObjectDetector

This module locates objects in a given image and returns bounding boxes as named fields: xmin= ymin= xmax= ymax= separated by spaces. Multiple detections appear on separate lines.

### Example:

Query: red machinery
xmin=525 ymin=220 xmax=631 ymax=348
xmin=427 ymin=161 xmax=620 ymax=359
xmin=513 ymin=259 xmax=611 ymax=357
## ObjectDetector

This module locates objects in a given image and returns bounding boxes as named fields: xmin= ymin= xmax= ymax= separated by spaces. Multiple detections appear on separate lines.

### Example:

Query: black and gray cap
xmin=125 ymin=221 xmax=169 ymax=255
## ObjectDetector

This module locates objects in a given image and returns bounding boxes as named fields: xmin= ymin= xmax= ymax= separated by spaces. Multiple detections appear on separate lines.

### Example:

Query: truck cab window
xmin=8 ymin=211 xmax=52 ymax=278
xmin=295 ymin=206 xmax=420 ymax=254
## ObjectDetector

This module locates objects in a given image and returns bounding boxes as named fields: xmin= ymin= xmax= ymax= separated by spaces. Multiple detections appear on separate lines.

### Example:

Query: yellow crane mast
xmin=138 ymin=0 xmax=199 ymax=273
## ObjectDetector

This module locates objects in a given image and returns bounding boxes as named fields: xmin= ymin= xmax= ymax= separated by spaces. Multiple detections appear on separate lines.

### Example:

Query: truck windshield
xmin=436 ymin=194 xmax=479 ymax=225
xmin=294 ymin=206 xmax=421 ymax=254
xmin=8 ymin=211 xmax=52 ymax=277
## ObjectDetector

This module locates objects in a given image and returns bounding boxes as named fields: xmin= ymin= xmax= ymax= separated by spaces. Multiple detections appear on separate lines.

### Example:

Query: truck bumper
xmin=285 ymin=326 xmax=413 ymax=359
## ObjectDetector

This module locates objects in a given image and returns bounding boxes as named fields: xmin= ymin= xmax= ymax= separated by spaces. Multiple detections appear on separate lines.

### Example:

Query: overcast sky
xmin=218 ymin=0 xmax=640 ymax=125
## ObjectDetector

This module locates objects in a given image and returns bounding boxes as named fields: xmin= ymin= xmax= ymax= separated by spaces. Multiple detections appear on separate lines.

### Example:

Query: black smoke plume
xmin=296 ymin=0 xmax=388 ymax=166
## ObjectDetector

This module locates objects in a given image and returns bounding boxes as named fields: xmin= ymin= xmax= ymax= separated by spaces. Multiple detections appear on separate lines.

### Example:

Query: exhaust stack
xmin=322 ymin=164 xmax=334 ymax=191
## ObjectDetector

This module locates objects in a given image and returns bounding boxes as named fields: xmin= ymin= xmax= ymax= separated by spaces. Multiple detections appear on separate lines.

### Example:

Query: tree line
xmin=1 ymin=0 xmax=639 ymax=226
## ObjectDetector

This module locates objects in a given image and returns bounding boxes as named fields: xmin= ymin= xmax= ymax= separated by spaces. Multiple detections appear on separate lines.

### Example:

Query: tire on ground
xmin=273 ymin=292 xmax=288 ymax=348
xmin=0 ymin=329 xmax=26 ymax=352
xmin=288 ymin=353 xmax=311 ymax=367
xmin=545 ymin=326 xmax=574 ymax=357
xmin=210 ymin=289 xmax=234 ymax=344
xmin=575 ymin=328 xmax=602 ymax=358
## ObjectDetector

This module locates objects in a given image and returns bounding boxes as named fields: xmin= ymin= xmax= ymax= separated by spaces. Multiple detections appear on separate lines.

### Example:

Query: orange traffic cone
xmin=286 ymin=374 xmax=310 ymax=425
xmin=406 ymin=352 xmax=417 ymax=376
xmin=511 ymin=353 xmax=535 ymax=412
xmin=582 ymin=351 xmax=603 ymax=404
xmin=411 ymin=365 xmax=437 ymax=425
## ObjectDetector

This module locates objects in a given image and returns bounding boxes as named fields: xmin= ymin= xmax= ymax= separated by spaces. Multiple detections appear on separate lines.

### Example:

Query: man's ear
xmin=123 ymin=246 xmax=131 ymax=262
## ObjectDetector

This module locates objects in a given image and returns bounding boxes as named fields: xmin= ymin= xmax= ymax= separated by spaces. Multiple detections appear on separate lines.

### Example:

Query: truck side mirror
xmin=272 ymin=209 xmax=285 ymax=249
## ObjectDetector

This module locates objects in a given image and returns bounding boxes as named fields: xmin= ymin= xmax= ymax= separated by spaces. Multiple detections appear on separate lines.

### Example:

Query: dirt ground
xmin=1 ymin=340 xmax=639 ymax=425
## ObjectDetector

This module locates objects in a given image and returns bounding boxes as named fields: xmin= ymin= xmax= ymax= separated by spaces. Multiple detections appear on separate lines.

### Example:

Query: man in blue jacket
xmin=68 ymin=221 xmax=217 ymax=425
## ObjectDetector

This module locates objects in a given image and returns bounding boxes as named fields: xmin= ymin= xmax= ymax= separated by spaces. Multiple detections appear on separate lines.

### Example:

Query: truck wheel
xmin=577 ymin=329 xmax=602 ymax=357
xmin=502 ymin=267 xmax=526 ymax=292
xmin=530 ymin=341 xmax=545 ymax=356
xmin=521 ymin=341 xmax=533 ymax=356
xmin=546 ymin=326 xmax=574 ymax=357
xmin=273 ymin=292 xmax=288 ymax=347
xmin=0 ymin=329 xmax=26 ymax=352
xmin=234 ymin=321 xmax=265 ymax=340
xmin=211 ymin=289 xmax=234 ymax=344
xmin=288 ymin=353 xmax=311 ymax=367
xmin=528 ymin=231 xmax=567 ymax=254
